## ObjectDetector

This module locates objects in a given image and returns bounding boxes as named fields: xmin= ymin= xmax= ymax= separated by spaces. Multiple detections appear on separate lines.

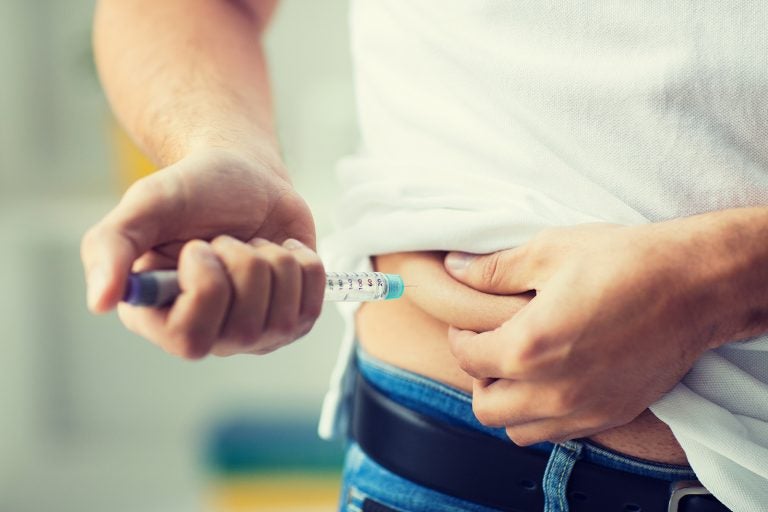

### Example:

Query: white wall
xmin=0 ymin=1 xmax=356 ymax=510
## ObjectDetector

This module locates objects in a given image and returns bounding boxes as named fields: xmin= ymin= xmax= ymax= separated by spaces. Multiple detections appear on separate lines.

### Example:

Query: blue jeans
xmin=339 ymin=349 xmax=698 ymax=512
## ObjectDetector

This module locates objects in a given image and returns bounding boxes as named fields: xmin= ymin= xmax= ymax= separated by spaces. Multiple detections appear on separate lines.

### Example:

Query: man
xmin=83 ymin=1 xmax=768 ymax=510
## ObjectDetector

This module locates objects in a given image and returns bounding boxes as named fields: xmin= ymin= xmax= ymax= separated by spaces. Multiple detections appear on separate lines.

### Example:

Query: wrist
xmin=649 ymin=209 xmax=768 ymax=349
xmin=183 ymin=143 xmax=291 ymax=184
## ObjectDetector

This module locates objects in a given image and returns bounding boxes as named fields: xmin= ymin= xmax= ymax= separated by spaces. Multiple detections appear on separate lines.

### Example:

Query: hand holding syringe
xmin=123 ymin=270 xmax=406 ymax=307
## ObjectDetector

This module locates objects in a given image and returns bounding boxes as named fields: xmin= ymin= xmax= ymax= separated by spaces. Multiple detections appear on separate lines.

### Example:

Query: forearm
xmin=653 ymin=206 xmax=768 ymax=347
xmin=94 ymin=0 xmax=282 ymax=170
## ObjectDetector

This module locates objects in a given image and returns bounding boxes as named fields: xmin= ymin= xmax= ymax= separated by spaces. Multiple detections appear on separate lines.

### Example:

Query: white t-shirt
xmin=319 ymin=2 xmax=768 ymax=510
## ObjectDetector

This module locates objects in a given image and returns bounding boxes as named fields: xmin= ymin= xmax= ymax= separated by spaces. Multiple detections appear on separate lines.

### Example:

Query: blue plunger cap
xmin=123 ymin=273 xmax=157 ymax=305
xmin=384 ymin=274 xmax=405 ymax=300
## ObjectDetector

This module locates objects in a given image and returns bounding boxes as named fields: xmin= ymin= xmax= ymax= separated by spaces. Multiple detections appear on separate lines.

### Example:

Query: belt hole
xmin=623 ymin=503 xmax=642 ymax=512
xmin=519 ymin=479 xmax=537 ymax=491
xmin=570 ymin=491 xmax=588 ymax=501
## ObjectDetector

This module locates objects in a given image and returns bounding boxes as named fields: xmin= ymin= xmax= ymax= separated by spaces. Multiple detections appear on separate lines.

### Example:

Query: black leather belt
xmin=352 ymin=374 xmax=731 ymax=512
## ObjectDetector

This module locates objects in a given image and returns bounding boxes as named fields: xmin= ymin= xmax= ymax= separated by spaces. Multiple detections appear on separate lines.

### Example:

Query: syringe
xmin=122 ymin=270 xmax=405 ymax=307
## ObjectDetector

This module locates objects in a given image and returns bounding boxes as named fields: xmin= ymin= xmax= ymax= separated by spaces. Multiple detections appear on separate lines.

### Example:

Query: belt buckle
xmin=668 ymin=480 xmax=711 ymax=512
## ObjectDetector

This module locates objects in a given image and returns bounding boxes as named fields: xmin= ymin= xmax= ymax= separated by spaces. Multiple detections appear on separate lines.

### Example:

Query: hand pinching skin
xmin=444 ymin=222 xmax=726 ymax=445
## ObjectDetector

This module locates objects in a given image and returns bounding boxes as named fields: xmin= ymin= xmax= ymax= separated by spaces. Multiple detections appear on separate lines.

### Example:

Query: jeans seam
xmin=582 ymin=443 xmax=696 ymax=476
xmin=556 ymin=454 xmax=569 ymax=511
xmin=558 ymin=445 xmax=575 ymax=511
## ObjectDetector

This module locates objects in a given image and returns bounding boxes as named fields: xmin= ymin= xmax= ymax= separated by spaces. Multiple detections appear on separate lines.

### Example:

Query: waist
xmin=356 ymin=251 xmax=689 ymax=465
xmin=351 ymin=349 xmax=732 ymax=512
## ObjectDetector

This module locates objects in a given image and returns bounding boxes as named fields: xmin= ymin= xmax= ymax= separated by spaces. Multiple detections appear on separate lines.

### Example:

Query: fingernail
xmin=445 ymin=252 xmax=475 ymax=270
xmin=87 ymin=266 xmax=108 ymax=310
xmin=283 ymin=238 xmax=305 ymax=250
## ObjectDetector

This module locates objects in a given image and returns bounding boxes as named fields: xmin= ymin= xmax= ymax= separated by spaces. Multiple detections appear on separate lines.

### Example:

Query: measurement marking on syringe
xmin=123 ymin=270 xmax=406 ymax=307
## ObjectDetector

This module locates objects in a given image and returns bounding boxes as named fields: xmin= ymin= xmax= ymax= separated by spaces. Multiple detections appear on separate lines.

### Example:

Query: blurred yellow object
xmin=110 ymin=118 xmax=156 ymax=191
xmin=208 ymin=473 xmax=341 ymax=512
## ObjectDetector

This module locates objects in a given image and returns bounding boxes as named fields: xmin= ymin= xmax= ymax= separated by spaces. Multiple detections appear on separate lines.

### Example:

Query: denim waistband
xmin=356 ymin=347 xmax=698 ymax=482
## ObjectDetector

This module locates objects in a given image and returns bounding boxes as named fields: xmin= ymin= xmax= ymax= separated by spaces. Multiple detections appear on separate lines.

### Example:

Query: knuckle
xmin=240 ymin=322 xmax=265 ymax=344
xmin=125 ymin=175 xmax=169 ymax=206
xmin=498 ymin=352 xmax=519 ymax=377
xmin=586 ymin=406 xmax=624 ymax=430
xmin=239 ymin=256 xmax=269 ymax=280
xmin=296 ymin=317 xmax=318 ymax=338
xmin=454 ymin=348 xmax=475 ymax=374
xmin=472 ymin=401 xmax=500 ymax=427
xmin=249 ymin=336 xmax=291 ymax=355
xmin=167 ymin=328 xmax=209 ymax=360
xmin=211 ymin=235 xmax=240 ymax=255
xmin=505 ymin=428 xmax=539 ymax=447
xmin=480 ymin=252 xmax=504 ymax=288
xmin=550 ymin=388 xmax=580 ymax=416
xmin=506 ymin=339 xmax=540 ymax=373
xmin=80 ymin=226 xmax=101 ymax=256
xmin=191 ymin=274 xmax=224 ymax=297
xmin=303 ymin=259 xmax=325 ymax=281
xmin=211 ymin=235 xmax=230 ymax=247
xmin=123 ymin=177 xmax=149 ymax=201
xmin=302 ymin=299 xmax=324 ymax=322
xmin=251 ymin=345 xmax=279 ymax=356
xmin=211 ymin=345 xmax=239 ymax=358
xmin=526 ymin=231 xmax=552 ymax=260
xmin=228 ymin=325 xmax=264 ymax=348
xmin=172 ymin=340 xmax=209 ymax=360
xmin=547 ymin=431 xmax=575 ymax=444
xmin=557 ymin=383 xmax=596 ymax=418
xmin=506 ymin=330 xmax=549 ymax=375
xmin=272 ymin=251 xmax=297 ymax=271
xmin=269 ymin=318 xmax=298 ymax=337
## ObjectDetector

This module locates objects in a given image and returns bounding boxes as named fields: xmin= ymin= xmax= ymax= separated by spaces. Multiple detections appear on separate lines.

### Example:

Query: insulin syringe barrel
xmin=122 ymin=270 xmax=404 ymax=307
xmin=324 ymin=271 xmax=404 ymax=302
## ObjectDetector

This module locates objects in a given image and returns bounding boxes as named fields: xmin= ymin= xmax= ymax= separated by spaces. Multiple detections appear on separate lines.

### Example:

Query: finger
xmin=374 ymin=251 xmax=534 ymax=333
xmin=449 ymin=321 xmax=542 ymax=379
xmin=449 ymin=326 xmax=503 ymax=379
xmin=80 ymin=173 xmax=181 ymax=313
xmin=450 ymin=302 xmax=567 ymax=380
xmin=163 ymin=240 xmax=231 ymax=359
xmin=131 ymin=248 xmax=178 ymax=273
xmin=282 ymin=238 xmax=325 ymax=331
xmin=443 ymin=247 xmax=532 ymax=295
xmin=81 ymin=222 xmax=149 ymax=313
xmin=210 ymin=236 xmax=271 ymax=351
xmin=251 ymin=238 xmax=302 ymax=347
xmin=471 ymin=378 xmax=559 ymax=428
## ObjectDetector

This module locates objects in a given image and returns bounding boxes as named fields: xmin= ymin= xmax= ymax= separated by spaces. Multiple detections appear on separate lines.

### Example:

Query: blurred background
xmin=0 ymin=1 xmax=356 ymax=510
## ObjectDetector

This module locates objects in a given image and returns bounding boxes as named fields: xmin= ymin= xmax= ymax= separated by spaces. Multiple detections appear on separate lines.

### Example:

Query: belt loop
xmin=542 ymin=440 xmax=584 ymax=512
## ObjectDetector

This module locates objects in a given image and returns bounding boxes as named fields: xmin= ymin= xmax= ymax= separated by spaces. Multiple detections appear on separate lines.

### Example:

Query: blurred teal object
xmin=204 ymin=415 xmax=344 ymax=475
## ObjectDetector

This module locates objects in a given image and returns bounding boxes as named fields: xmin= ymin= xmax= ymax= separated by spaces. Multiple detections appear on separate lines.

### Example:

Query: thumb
xmin=80 ymin=179 xmax=177 ymax=313
xmin=81 ymin=223 xmax=149 ymax=313
xmin=443 ymin=249 xmax=531 ymax=294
